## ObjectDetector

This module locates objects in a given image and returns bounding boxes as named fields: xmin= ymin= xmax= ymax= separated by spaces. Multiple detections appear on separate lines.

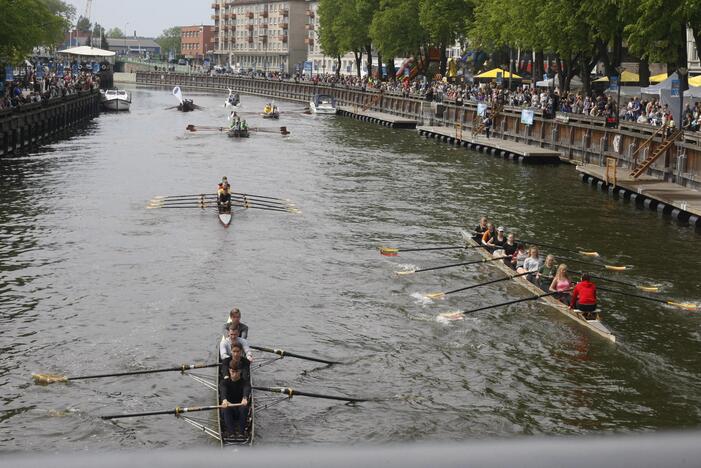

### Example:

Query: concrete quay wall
xmin=0 ymin=90 xmax=101 ymax=157
xmin=136 ymin=72 xmax=701 ymax=191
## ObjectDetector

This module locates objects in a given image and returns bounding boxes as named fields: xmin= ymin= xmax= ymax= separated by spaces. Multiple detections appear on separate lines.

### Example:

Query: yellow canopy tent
xmin=688 ymin=75 xmax=701 ymax=87
xmin=592 ymin=70 xmax=640 ymax=83
xmin=474 ymin=68 xmax=522 ymax=79
xmin=649 ymin=73 xmax=668 ymax=83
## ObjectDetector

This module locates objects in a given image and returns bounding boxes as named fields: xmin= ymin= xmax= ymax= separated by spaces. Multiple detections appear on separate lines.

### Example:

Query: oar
xmin=380 ymin=245 xmax=480 ymax=256
xmin=150 ymin=195 xmax=293 ymax=208
xmin=252 ymin=386 xmax=371 ymax=403
xmin=424 ymin=271 xmax=530 ymax=299
xmin=570 ymin=270 xmax=660 ymax=292
xmin=101 ymin=404 xmax=240 ymax=420
xmin=438 ymin=290 xmax=564 ymax=321
xmin=598 ymin=286 xmax=698 ymax=311
xmin=153 ymin=192 xmax=291 ymax=203
xmin=32 ymin=363 xmax=218 ymax=385
xmin=232 ymin=202 xmax=300 ymax=214
xmin=150 ymin=199 xmax=293 ymax=210
xmin=396 ymin=256 xmax=509 ymax=276
xmin=559 ymin=256 xmax=628 ymax=271
xmin=185 ymin=124 xmax=226 ymax=132
xmin=521 ymin=239 xmax=600 ymax=257
xmin=249 ymin=345 xmax=341 ymax=365
xmin=250 ymin=126 xmax=290 ymax=135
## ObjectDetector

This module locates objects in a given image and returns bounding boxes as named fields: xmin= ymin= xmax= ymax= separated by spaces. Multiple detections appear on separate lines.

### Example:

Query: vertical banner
xmin=477 ymin=103 xmax=487 ymax=117
xmin=496 ymin=71 xmax=503 ymax=85
xmin=671 ymin=79 xmax=680 ymax=97
xmin=56 ymin=63 xmax=64 ymax=78
xmin=92 ymin=62 xmax=100 ymax=74
xmin=609 ymin=75 xmax=619 ymax=92
xmin=72 ymin=63 xmax=79 ymax=76
xmin=4 ymin=65 xmax=14 ymax=81
xmin=521 ymin=109 xmax=534 ymax=125
xmin=36 ymin=65 xmax=44 ymax=80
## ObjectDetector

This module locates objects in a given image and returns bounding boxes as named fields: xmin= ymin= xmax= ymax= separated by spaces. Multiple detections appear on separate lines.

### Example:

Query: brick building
xmin=212 ymin=0 xmax=307 ymax=74
xmin=181 ymin=25 xmax=216 ymax=64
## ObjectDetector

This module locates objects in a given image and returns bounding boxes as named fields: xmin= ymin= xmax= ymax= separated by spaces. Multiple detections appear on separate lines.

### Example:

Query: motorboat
xmin=309 ymin=94 xmax=337 ymax=114
xmin=100 ymin=89 xmax=131 ymax=111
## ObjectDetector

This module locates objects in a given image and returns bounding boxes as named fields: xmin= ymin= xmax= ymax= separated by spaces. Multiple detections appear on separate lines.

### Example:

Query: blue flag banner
xmin=496 ymin=71 xmax=503 ymax=85
xmin=92 ymin=62 xmax=100 ymax=74
xmin=4 ymin=65 xmax=14 ymax=81
xmin=57 ymin=63 xmax=64 ymax=77
xmin=303 ymin=61 xmax=312 ymax=74
xmin=671 ymin=79 xmax=680 ymax=97
xmin=609 ymin=75 xmax=619 ymax=92
xmin=36 ymin=66 xmax=44 ymax=80
xmin=71 ymin=63 xmax=79 ymax=75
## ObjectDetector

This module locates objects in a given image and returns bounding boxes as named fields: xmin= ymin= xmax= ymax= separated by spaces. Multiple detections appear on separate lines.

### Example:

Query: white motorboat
xmin=309 ymin=94 xmax=337 ymax=114
xmin=101 ymin=89 xmax=131 ymax=111
xmin=224 ymin=88 xmax=240 ymax=108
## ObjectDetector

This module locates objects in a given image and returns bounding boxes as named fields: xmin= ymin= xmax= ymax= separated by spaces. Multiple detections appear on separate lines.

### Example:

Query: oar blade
xmin=379 ymin=247 xmax=399 ymax=256
xmin=436 ymin=311 xmax=464 ymax=322
xmin=32 ymin=373 xmax=68 ymax=385
xmin=638 ymin=286 xmax=660 ymax=293
xmin=604 ymin=265 xmax=628 ymax=271
xmin=578 ymin=251 xmax=600 ymax=257
xmin=424 ymin=291 xmax=446 ymax=300
xmin=667 ymin=301 xmax=699 ymax=311
xmin=394 ymin=269 xmax=416 ymax=276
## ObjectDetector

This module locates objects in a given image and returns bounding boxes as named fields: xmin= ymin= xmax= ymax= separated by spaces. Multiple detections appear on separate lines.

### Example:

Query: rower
xmin=473 ymin=217 xmax=488 ymax=240
xmin=487 ymin=226 xmax=507 ymax=250
xmin=501 ymin=232 xmax=518 ymax=266
xmin=220 ymin=323 xmax=253 ymax=364
xmin=570 ymin=273 xmax=598 ymax=320
xmin=537 ymin=254 xmax=557 ymax=291
xmin=518 ymin=246 xmax=542 ymax=280
xmin=549 ymin=264 xmax=571 ymax=304
xmin=218 ymin=177 xmax=231 ymax=211
xmin=219 ymin=343 xmax=251 ymax=437
xmin=481 ymin=223 xmax=496 ymax=249
xmin=225 ymin=307 xmax=249 ymax=339
xmin=510 ymin=243 xmax=527 ymax=270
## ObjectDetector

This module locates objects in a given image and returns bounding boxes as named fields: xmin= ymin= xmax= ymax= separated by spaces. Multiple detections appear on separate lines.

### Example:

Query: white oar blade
xmin=436 ymin=311 xmax=464 ymax=322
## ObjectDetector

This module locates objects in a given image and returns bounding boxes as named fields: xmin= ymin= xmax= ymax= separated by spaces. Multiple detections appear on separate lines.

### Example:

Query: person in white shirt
xmin=220 ymin=323 xmax=253 ymax=362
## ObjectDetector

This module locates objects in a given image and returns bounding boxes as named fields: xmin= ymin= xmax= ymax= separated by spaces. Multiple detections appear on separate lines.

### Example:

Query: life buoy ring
xmin=100 ymin=64 xmax=106 ymax=71
xmin=613 ymin=134 xmax=621 ymax=153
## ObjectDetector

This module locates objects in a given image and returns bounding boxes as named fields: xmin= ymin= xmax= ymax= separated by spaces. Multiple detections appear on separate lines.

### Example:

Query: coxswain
xmin=218 ymin=177 xmax=232 ymax=211
xmin=219 ymin=343 xmax=251 ymax=436
xmin=264 ymin=103 xmax=272 ymax=114
xmin=570 ymin=273 xmax=598 ymax=320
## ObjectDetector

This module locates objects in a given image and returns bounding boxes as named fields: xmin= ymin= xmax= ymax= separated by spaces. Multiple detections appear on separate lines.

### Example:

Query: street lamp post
xmin=679 ymin=67 xmax=688 ymax=134
xmin=615 ymin=65 xmax=624 ymax=125
xmin=124 ymin=22 xmax=130 ymax=57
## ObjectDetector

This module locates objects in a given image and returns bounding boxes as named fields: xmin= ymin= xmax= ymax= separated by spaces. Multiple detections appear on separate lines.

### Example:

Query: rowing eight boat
xmin=460 ymin=230 xmax=616 ymax=343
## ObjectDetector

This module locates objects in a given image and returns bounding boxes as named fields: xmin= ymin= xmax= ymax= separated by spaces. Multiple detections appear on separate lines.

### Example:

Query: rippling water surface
xmin=1 ymin=86 xmax=700 ymax=452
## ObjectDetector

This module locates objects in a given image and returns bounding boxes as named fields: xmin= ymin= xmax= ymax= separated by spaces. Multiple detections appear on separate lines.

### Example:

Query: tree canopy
xmin=0 ymin=0 xmax=74 ymax=63
xmin=156 ymin=27 xmax=182 ymax=58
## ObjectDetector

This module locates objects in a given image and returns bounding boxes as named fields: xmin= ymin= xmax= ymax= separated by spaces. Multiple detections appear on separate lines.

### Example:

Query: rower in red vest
xmin=570 ymin=273 xmax=597 ymax=320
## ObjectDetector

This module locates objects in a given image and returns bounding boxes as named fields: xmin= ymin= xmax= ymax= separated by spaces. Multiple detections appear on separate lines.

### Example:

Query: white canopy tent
xmin=57 ymin=46 xmax=115 ymax=57
xmin=639 ymin=71 xmax=701 ymax=125
xmin=535 ymin=75 xmax=584 ymax=89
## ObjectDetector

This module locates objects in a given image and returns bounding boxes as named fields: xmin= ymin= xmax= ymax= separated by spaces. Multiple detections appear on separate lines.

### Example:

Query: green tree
xmin=318 ymin=0 xmax=344 ymax=76
xmin=0 ymin=0 xmax=72 ymax=63
xmin=106 ymin=27 xmax=124 ymax=38
xmin=370 ymin=0 xmax=429 ymax=74
xmin=419 ymin=0 xmax=471 ymax=74
xmin=334 ymin=0 xmax=368 ymax=76
xmin=156 ymin=27 xmax=182 ymax=59
xmin=76 ymin=15 xmax=91 ymax=32
xmin=356 ymin=0 xmax=379 ymax=76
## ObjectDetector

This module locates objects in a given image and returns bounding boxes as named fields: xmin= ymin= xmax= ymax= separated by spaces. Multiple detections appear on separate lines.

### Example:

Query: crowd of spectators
xmin=1 ymin=67 xmax=99 ymax=111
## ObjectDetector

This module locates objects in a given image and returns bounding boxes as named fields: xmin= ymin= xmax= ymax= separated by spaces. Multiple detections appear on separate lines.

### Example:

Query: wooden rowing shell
xmin=460 ymin=231 xmax=616 ymax=342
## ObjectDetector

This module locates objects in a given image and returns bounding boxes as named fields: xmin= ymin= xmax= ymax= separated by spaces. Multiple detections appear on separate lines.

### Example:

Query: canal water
xmin=1 ymin=86 xmax=700 ymax=452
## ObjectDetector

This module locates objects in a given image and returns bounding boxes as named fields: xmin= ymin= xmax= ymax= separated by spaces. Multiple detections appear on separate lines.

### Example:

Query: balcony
xmin=280 ymin=9 xmax=289 ymax=16
xmin=305 ymin=24 xmax=314 ymax=30
xmin=212 ymin=2 xmax=219 ymax=9
xmin=260 ymin=10 xmax=268 ymax=18
xmin=211 ymin=14 xmax=217 ymax=20
xmin=305 ymin=10 xmax=314 ymax=17
xmin=304 ymin=37 xmax=314 ymax=45
xmin=260 ymin=36 xmax=268 ymax=43
xmin=247 ymin=24 xmax=253 ymax=30
xmin=247 ymin=36 xmax=253 ymax=43
xmin=247 ymin=11 xmax=254 ymax=18
xmin=278 ymin=35 xmax=288 ymax=43
xmin=280 ymin=22 xmax=288 ymax=29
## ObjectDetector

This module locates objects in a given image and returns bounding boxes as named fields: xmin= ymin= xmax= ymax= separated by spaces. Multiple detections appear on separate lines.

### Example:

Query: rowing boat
xmin=216 ymin=343 xmax=255 ymax=446
xmin=218 ymin=207 xmax=232 ymax=227
xmin=460 ymin=230 xmax=616 ymax=342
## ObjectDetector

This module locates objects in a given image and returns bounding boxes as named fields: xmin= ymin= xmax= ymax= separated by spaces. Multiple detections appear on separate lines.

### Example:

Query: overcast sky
xmin=65 ymin=0 xmax=213 ymax=37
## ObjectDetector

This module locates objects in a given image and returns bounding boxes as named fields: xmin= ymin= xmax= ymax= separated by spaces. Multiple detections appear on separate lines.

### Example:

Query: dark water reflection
xmin=1 ymin=86 xmax=700 ymax=452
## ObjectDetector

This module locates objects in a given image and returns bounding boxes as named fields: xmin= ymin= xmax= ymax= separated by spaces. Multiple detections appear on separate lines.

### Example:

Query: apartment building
xmin=181 ymin=25 xmax=216 ymax=64
xmin=304 ymin=0 xmax=370 ymax=76
xmin=212 ymin=0 xmax=307 ymax=74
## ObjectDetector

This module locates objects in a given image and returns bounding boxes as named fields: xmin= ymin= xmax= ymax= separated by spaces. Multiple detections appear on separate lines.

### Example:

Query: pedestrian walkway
xmin=417 ymin=126 xmax=561 ymax=163
xmin=577 ymin=163 xmax=701 ymax=227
